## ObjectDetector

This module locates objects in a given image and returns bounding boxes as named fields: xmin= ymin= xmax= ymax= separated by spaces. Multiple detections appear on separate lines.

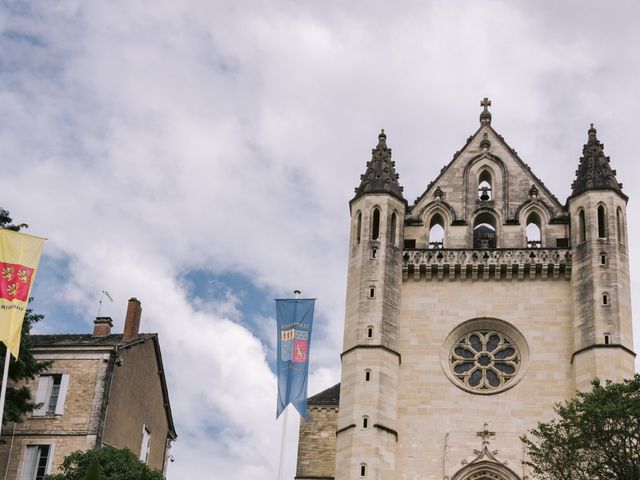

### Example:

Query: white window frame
xmin=140 ymin=425 xmax=151 ymax=464
xmin=19 ymin=443 xmax=55 ymax=480
xmin=33 ymin=374 xmax=69 ymax=417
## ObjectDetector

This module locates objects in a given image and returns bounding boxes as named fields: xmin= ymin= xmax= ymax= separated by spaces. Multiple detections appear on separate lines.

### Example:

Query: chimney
xmin=93 ymin=317 xmax=113 ymax=336
xmin=123 ymin=297 xmax=142 ymax=341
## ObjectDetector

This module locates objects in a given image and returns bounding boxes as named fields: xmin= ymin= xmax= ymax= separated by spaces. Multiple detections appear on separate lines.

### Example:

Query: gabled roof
xmin=308 ymin=382 xmax=340 ymax=406
xmin=410 ymin=123 xmax=563 ymax=214
xmin=352 ymin=130 xmax=406 ymax=205
xmin=32 ymin=333 xmax=155 ymax=348
xmin=32 ymin=332 xmax=177 ymax=440
xmin=571 ymin=124 xmax=626 ymax=200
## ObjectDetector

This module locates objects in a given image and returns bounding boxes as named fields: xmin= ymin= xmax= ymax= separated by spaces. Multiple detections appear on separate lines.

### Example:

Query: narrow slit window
xmin=371 ymin=248 xmax=378 ymax=259
xmin=601 ymin=253 xmax=607 ymax=265
xmin=617 ymin=207 xmax=624 ymax=244
xmin=390 ymin=213 xmax=397 ymax=246
xmin=371 ymin=208 xmax=380 ymax=240
xmin=604 ymin=334 xmax=610 ymax=345
xmin=579 ymin=210 xmax=586 ymax=243
xmin=356 ymin=212 xmax=362 ymax=244
xmin=360 ymin=464 xmax=367 ymax=477
xmin=362 ymin=416 xmax=369 ymax=429
xmin=368 ymin=287 xmax=375 ymax=299
xmin=365 ymin=369 xmax=371 ymax=382
xmin=598 ymin=205 xmax=607 ymax=238
xmin=602 ymin=293 xmax=609 ymax=305
xmin=367 ymin=326 xmax=373 ymax=338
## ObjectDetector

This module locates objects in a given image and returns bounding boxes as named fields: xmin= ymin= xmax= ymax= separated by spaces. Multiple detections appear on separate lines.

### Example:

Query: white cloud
xmin=2 ymin=1 xmax=640 ymax=478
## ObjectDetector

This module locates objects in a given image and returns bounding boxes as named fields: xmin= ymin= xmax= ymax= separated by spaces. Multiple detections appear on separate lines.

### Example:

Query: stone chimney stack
xmin=93 ymin=317 xmax=113 ymax=336
xmin=123 ymin=297 xmax=142 ymax=341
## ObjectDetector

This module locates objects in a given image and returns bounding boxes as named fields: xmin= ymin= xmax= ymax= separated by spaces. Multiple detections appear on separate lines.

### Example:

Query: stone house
xmin=296 ymin=100 xmax=634 ymax=480
xmin=0 ymin=297 xmax=177 ymax=479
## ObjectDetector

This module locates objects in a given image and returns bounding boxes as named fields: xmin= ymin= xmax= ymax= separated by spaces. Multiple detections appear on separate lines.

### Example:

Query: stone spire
xmin=571 ymin=124 xmax=624 ymax=198
xmin=353 ymin=129 xmax=405 ymax=202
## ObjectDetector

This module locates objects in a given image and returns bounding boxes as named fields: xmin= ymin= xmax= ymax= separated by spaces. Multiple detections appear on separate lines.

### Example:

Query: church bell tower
xmin=568 ymin=124 xmax=634 ymax=391
xmin=336 ymin=130 xmax=407 ymax=479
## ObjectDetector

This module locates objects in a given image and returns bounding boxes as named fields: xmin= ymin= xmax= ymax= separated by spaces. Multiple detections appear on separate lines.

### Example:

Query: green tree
xmin=522 ymin=375 xmax=640 ymax=480
xmin=45 ymin=446 xmax=164 ymax=480
xmin=0 ymin=208 xmax=51 ymax=425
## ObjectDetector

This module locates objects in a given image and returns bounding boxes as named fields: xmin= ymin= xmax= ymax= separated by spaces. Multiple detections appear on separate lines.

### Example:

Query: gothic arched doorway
xmin=450 ymin=461 xmax=520 ymax=480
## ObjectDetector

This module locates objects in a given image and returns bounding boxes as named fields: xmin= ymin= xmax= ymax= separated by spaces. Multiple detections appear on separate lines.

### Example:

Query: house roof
xmin=308 ymin=383 xmax=340 ymax=406
xmin=31 ymin=332 xmax=177 ymax=440
xmin=31 ymin=333 xmax=155 ymax=348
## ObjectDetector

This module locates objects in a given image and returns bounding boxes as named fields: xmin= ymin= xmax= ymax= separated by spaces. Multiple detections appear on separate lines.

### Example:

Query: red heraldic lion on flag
xmin=0 ymin=229 xmax=45 ymax=358
xmin=0 ymin=263 xmax=34 ymax=302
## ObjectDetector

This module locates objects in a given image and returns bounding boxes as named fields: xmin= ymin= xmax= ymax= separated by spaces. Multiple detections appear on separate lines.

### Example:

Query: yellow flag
xmin=0 ymin=229 xmax=45 ymax=358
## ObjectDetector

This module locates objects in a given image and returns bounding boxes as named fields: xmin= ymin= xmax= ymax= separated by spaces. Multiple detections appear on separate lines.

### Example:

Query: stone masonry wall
xmin=296 ymin=406 xmax=338 ymax=479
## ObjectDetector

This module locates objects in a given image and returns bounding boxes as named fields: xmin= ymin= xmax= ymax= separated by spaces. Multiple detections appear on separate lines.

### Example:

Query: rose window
xmin=450 ymin=331 xmax=520 ymax=391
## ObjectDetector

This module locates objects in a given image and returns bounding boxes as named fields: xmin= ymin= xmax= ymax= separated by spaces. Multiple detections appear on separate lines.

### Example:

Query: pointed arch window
xmin=525 ymin=212 xmax=542 ymax=248
xmin=478 ymin=170 xmax=492 ymax=201
xmin=597 ymin=205 xmax=607 ymax=238
xmin=429 ymin=214 xmax=445 ymax=249
xmin=473 ymin=212 xmax=497 ymax=249
xmin=390 ymin=212 xmax=397 ymax=246
xmin=371 ymin=208 xmax=380 ymax=240
xmin=356 ymin=211 xmax=362 ymax=244
xmin=579 ymin=210 xmax=586 ymax=243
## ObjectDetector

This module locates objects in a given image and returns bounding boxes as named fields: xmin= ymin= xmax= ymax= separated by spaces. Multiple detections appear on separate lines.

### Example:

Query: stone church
xmin=295 ymin=100 xmax=635 ymax=480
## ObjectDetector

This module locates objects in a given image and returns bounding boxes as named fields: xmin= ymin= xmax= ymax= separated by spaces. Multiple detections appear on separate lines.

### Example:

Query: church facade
xmin=295 ymin=100 xmax=635 ymax=480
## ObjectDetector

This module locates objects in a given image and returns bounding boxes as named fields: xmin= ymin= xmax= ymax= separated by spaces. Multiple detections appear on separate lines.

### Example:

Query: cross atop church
xmin=479 ymin=97 xmax=492 ymax=125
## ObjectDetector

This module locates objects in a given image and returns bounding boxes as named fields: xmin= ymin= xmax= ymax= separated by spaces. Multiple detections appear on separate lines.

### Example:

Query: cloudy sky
xmin=2 ymin=1 xmax=640 ymax=478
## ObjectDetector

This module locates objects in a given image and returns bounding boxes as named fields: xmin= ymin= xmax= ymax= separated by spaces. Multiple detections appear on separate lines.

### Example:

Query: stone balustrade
xmin=402 ymin=248 xmax=572 ymax=281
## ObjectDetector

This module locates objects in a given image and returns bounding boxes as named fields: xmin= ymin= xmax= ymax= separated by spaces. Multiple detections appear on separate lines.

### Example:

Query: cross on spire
xmin=480 ymin=97 xmax=492 ymax=125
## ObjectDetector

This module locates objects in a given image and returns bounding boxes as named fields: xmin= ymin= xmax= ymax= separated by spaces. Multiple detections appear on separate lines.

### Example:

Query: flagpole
xmin=276 ymin=407 xmax=289 ymax=480
xmin=277 ymin=289 xmax=301 ymax=480
xmin=0 ymin=346 xmax=11 ymax=436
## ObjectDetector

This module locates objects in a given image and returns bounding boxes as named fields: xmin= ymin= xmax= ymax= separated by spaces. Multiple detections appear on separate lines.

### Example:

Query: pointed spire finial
xmin=571 ymin=124 xmax=625 ymax=198
xmin=352 ymin=129 xmax=405 ymax=203
xmin=480 ymin=97 xmax=492 ymax=125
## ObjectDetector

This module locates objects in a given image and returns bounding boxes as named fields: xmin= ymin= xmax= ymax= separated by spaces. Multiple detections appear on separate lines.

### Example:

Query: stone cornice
xmin=403 ymin=248 xmax=571 ymax=281
xmin=341 ymin=344 xmax=401 ymax=364
xmin=571 ymin=343 xmax=636 ymax=363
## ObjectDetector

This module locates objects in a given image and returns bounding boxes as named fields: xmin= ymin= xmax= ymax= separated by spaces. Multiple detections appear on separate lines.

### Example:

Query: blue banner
xmin=276 ymin=298 xmax=315 ymax=419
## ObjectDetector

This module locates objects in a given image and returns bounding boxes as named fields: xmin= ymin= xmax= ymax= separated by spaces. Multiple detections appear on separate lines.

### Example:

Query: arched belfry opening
xmin=478 ymin=170 xmax=493 ymax=201
xmin=473 ymin=212 xmax=497 ymax=249
xmin=525 ymin=212 xmax=542 ymax=248
xmin=428 ymin=213 xmax=445 ymax=249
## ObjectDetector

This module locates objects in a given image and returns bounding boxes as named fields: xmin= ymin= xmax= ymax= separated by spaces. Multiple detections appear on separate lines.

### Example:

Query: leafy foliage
xmin=44 ymin=446 xmax=164 ymax=480
xmin=0 ymin=208 xmax=51 ymax=424
xmin=522 ymin=375 xmax=640 ymax=480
